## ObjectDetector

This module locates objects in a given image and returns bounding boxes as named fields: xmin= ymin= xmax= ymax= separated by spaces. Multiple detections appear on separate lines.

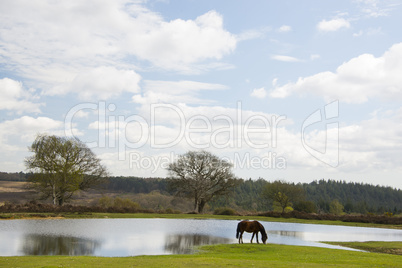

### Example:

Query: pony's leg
xmin=256 ymin=232 xmax=259 ymax=244
xmin=239 ymin=231 xmax=244 ymax=244
xmin=250 ymin=232 xmax=255 ymax=243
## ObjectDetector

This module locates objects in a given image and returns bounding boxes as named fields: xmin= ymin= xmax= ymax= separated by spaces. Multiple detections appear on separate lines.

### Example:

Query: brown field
xmin=0 ymin=181 xmax=194 ymax=211
xmin=0 ymin=181 xmax=103 ymax=206
xmin=0 ymin=181 xmax=29 ymax=192
xmin=1 ymin=181 xmax=402 ymax=228
xmin=0 ymin=181 xmax=36 ymax=205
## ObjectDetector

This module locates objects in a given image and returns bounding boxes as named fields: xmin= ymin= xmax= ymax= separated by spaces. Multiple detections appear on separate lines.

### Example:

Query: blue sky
xmin=1 ymin=0 xmax=402 ymax=188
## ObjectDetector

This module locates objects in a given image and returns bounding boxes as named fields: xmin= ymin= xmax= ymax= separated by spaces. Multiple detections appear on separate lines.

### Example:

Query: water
xmin=0 ymin=218 xmax=400 ymax=256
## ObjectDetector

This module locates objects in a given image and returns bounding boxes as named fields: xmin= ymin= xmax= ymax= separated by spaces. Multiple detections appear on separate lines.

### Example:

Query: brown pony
xmin=236 ymin=220 xmax=268 ymax=244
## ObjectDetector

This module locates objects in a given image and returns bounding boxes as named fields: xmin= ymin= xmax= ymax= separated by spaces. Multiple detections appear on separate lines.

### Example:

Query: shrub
xmin=284 ymin=206 xmax=293 ymax=213
xmin=294 ymin=200 xmax=317 ymax=213
xmin=98 ymin=196 xmax=113 ymax=208
xmin=97 ymin=196 xmax=141 ymax=211
xmin=113 ymin=197 xmax=140 ymax=210
xmin=213 ymin=207 xmax=237 ymax=215
xmin=329 ymin=200 xmax=344 ymax=215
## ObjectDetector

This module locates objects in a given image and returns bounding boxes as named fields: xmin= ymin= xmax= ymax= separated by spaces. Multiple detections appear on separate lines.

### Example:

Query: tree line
xmin=2 ymin=134 xmax=401 ymax=215
xmin=303 ymin=179 xmax=401 ymax=214
xmin=209 ymin=179 xmax=402 ymax=215
xmin=117 ymin=178 xmax=402 ymax=214
xmin=3 ymin=172 xmax=400 ymax=214
xmin=0 ymin=172 xmax=26 ymax=181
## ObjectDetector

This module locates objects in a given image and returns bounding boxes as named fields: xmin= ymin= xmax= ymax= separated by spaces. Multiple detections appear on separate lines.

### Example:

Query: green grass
xmin=325 ymin=241 xmax=402 ymax=255
xmin=1 ymin=213 xmax=401 ymax=266
xmin=1 ymin=243 xmax=401 ymax=267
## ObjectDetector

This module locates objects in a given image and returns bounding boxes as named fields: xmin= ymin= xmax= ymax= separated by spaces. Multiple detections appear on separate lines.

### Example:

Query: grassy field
xmin=325 ymin=241 xmax=402 ymax=255
xmin=1 ymin=243 xmax=401 ymax=267
xmin=1 ymin=213 xmax=401 ymax=267
xmin=1 ymin=182 xmax=401 ymax=266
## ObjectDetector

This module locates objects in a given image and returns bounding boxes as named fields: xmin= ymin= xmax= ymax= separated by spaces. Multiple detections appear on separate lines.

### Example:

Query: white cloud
xmin=310 ymin=54 xmax=321 ymax=60
xmin=74 ymin=110 xmax=90 ymax=119
xmin=355 ymin=0 xmax=395 ymax=18
xmin=1 ymin=116 xmax=62 ymax=134
xmin=270 ymin=42 xmax=402 ymax=103
xmin=84 ymin=100 xmax=292 ymax=164
xmin=288 ymin=107 xmax=402 ymax=174
xmin=0 ymin=78 xmax=42 ymax=113
xmin=133 ymin=80 xmax=228 ymax=105
xmin=0 ymin=116 xmax=64 ymax=151
xmin=273 ymin=106 xmax=402 ymax=174
xmin=353 ymin=30 xmax=364 ymax=37
xmin=338 ymin=108 xmax=402 ymax=172
xmin=0 ymin=115 xmax=70 ymax=172
xmin=236 ymin=29 xmax=267 ymax=41
xmin=0 ymin=1 xmax=236 ymax=96
xmin=250 ymin=87 xmax=267 ymax=99
xmin=277 ymin=25 xmax=291 ymax=32
xmin=317 ymin=18 xmax=350 ymax=32
xmin=271 ymin=55 xmax=301 ymax=62
xmin=128 ymin=10 xmax=237 ymax=69
xmin=53 ymin=66 xmax=141 ymax=100
xmin=90 ymin=103 xmax=402 ymax=179
xmin=143 ymin=80 xmax=228 ymax=94
xmin=353 ymin=27 xmax=383 ymax=37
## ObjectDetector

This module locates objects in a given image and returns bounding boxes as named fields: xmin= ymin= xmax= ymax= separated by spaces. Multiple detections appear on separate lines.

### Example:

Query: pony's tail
xmin=236 ymin=223 xmax=240 ymax=239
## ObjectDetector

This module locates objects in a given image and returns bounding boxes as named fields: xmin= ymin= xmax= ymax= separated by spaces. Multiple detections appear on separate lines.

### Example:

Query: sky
xmin=1 ymin=0 xmax=402 ymax=189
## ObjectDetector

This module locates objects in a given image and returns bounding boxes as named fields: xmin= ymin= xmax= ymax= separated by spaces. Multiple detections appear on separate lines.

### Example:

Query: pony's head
xmin=261 ymin=231 xmax=268 ymax=244
xmin=258 ymin=222 xmax=268 ymax=244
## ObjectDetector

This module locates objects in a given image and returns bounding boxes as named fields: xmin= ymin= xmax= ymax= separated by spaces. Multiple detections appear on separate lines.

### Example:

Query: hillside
xmin=0 ymin=172 xmax=401 ymax=215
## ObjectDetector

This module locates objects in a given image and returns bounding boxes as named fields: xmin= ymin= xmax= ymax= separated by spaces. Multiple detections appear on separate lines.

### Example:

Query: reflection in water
xmin=22 ymin=234 xmax=101 ymax=255
xmin=1 ymin=219 xmax=401 ymax=257
xmin=165 ymin=234 xmax=233 ymax=254
xmin=268 ymin=230 xmax=304 ymax=238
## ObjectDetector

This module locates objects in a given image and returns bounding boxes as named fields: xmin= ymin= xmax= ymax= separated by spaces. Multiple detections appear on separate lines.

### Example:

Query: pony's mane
xmin=258 ymin=222 xmax=267 ymax=237
xmin=258 ymin=222 xmax=266 ymax=232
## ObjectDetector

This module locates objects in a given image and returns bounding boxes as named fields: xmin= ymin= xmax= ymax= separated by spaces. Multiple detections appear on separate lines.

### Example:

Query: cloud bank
xmin=270 ymin=42 xmax=402 ymax=103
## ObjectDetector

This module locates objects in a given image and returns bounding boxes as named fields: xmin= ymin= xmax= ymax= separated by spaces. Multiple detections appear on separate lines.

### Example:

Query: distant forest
xmin=1 ymin=172 xmax=401 ymax=214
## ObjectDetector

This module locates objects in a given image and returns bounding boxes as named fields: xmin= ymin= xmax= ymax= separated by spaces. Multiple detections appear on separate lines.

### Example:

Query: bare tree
xmin=167 ymin=151 xmax=238 ymax=213
xmin=25 ymin=134 xmax=108 ymax=205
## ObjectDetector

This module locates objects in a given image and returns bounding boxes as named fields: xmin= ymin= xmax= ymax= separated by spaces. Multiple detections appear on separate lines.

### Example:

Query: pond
xmin=0 ymin=218 xmax=401 ymax=256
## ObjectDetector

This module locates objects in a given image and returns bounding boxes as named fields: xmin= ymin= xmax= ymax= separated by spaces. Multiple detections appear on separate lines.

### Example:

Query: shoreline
xmin=1 ymin=212 xmax=401 ymax=230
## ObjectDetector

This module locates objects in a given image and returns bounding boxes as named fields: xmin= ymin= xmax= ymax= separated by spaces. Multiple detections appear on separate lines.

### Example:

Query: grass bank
xmin=1 ymin=243 xmax=401 ymax=267
xmin=325 ymin=241 xmax=402 ymax=255
xmin=1 ymin=212 xmax=401 ymax=229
